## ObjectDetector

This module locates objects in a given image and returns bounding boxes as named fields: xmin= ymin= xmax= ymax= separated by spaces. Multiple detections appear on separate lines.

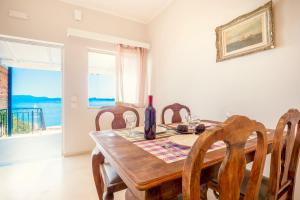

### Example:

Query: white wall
xmin=0 ymin=0 xmax=147 ymax=43
xmin=63 ymin=37 xmax=146 ymax=155
xmin=0 ymin=0 xmax=148 ymax=155
xmin=148 ymin=0 xmax=300 ymax=128
xmin=148 ymin=0 xmax=300 ymax=198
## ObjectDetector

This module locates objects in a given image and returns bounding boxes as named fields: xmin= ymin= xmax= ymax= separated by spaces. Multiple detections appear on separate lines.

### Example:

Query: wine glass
xmin=184 ymin=113 xmax=193 ymax=134
xmin=125 ymin=113 xmax=137 ymax=138
xmin=190 ymin=115 xmax=201 ymax=125
xmin=190 ymin=115 xmax=201 ymax=135
xmin=185 ymin=113 xmax=192 ymax=126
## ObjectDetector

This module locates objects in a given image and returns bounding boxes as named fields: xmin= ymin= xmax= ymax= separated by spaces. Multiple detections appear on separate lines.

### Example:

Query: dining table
xmin=90 ymin=120 xmax=275 ymax=200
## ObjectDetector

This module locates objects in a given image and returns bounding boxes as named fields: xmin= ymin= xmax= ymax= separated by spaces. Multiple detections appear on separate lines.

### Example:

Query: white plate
xmin=168 ymin=135 xmax=199 ymax=147
xmin=133 ymin=126 xmax=167 ymax=134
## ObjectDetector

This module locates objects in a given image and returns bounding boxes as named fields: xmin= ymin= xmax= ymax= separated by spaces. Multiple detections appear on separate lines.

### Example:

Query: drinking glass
xmin=125 ymin=113 xmax=137 ymax=138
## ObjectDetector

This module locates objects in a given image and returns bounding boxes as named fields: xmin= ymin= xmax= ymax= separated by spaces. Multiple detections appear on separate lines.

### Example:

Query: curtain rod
xmin=67 ymin=28 xmax=150 ymax=49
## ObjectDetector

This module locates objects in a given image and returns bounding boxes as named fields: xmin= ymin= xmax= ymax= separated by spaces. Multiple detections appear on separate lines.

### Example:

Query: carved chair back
xmin=161 ymin=103 xmax=191 ymax=124
xmin=268 ymin=109 xmax=300 ymax=200
xmin=182 ymin=115 xmax=268 ymax=200
xmin=95 ymin=105 xmax=140 ymax=131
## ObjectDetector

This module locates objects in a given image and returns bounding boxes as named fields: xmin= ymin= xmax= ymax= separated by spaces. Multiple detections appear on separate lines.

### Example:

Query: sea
xmin=12 ymin=96 xmax=115 ymax=127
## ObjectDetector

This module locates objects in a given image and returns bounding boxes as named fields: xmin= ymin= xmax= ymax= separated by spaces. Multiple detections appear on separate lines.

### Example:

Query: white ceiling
xmin=60 ymin=0 xmax=174 ymax=24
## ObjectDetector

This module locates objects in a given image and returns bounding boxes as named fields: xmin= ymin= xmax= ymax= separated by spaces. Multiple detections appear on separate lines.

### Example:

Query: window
xmin=88 ymin=51 xmax=116 ymax=107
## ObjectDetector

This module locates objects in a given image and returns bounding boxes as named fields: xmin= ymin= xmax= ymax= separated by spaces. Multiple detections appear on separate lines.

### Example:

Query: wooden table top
xmin=90 ymin=122 xmax=275 ymax=191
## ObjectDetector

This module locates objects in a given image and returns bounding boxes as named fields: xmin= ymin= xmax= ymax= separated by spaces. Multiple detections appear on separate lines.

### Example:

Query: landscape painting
xmin=216 ymin=1 xmax=274 ymax=62
xmin=225 ymin=16 xmax=263 ymax=53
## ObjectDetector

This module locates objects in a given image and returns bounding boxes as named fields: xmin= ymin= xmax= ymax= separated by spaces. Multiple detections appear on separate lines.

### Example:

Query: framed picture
xmin=216 ymin=1 xmax=275 ymax=62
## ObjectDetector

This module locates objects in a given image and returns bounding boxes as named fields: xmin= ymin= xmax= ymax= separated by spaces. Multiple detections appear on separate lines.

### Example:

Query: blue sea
xmin=13 ymin=101 xmax=62 ymax=127
xmin=12 ymin=96 xmax=115 ymax=127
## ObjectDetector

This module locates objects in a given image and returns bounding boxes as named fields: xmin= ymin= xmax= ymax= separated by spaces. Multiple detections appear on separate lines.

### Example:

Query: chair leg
xmin=286 ymin=184 xmax=295 ymax=200
xmin=92 ymin=147 xmax=105 ymax=200
xmin=208 ymin=180 xmax=219 ymax=199
xmin=213 ymin=190 xmax=219 ymax=199
xmin=200 ymin=184 xmax=208 ymax=200
xmin=104 ymin=192 xmax=114 ymax=200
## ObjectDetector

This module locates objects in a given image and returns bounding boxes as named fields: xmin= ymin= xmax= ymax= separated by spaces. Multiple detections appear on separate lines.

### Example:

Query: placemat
xmin=134 ymin=133 xmax=258 ymax=163
xmin=114 ymin=129 xmax=177 ymax=142
xmin=166 ymin=121 xmax=216 ymax=130
xmin=114 ymin=121 xmax=218 ymax=142
xmin=113 ymin=122 xmax=217 ymax=142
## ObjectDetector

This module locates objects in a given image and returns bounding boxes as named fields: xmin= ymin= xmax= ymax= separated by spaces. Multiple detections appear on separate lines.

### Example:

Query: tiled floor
xmin=0 ymin=154 xmax=217 ymax=200
xmin=0 ymin=132 xmax=62 ymax=166
xmin=0 ymin=155 xmax=91 ymax=200
xmin=0 ymin=155 xmax=119 ymax=200
xmin=2 ymin=153 xmax=300 ymax=200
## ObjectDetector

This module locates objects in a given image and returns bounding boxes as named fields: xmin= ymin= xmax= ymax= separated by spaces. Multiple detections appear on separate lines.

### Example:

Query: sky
xmin=88 ymin=74 xmax=115 ymax=98
xmin=12 ymin=68 xmax=62 ymax=98
xmin=11 ymin=68 xmax=115 ymax=99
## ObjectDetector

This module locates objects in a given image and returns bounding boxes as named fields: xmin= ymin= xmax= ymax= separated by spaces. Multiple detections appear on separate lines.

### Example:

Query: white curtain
xmin=116 ymin=44 xmax=148 ymax=107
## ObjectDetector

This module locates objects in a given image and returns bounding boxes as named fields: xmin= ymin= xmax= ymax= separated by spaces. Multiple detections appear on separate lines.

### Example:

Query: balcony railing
xmin=0 ymin=108 xmax=46 ymax=137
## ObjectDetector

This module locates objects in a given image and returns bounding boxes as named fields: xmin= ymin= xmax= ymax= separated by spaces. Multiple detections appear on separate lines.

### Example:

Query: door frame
xmin=0 ymin=34 xmax=65 ymax=156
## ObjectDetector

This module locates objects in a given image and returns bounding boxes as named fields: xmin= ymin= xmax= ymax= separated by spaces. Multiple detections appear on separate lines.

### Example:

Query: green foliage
xmin=0 ymin=110 xmax=32 ymax=134
xmin=12 ymin=116 xmax=31 ymax=134
xmin=0 ymin=110 xmax=8 ymax=136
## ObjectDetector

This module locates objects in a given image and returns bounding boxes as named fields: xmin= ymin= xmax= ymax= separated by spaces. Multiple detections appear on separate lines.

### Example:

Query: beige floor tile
xmin=0 ymin=154 xmax=218 ymax=200
xmin=0 ymin=155 xmax=97 ymax=200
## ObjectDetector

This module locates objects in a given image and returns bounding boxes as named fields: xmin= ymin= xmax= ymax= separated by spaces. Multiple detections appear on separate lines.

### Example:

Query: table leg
xmin=92 ymin=147 xmax=105 ymax=200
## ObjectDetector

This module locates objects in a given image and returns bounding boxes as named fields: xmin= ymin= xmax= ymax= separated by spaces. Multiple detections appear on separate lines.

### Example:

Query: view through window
xmin=0 ymin=39 xmax=63 ymax=136
xmin=88 ymin=51 xmax=116 ymax=107
xmin=12 ymin=68 xmax=62 ymax=132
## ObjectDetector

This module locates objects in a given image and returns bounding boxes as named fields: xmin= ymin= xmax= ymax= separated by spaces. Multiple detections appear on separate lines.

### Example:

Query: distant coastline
xmin=12 ymin=95 xmax=115 ymax=103
xmin=12 ymin=95 xmax=61 ymax=103
xmin=11 ymin=95 xmax=115 ymax=127
xmin=89 ymin=97 xmax=115 ymax=102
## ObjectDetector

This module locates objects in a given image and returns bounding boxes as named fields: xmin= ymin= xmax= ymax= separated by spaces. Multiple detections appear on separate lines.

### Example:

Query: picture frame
xmin=216 ymin=1 xmax=275 ymax=62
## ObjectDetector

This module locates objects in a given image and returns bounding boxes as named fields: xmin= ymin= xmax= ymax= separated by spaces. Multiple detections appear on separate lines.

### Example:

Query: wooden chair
xmin=266 ymin=109 xmax=300 ymax=200
xmin=161 ymin=103 xmax=191 ymax=124
xmin=182 ymin=115 xmax=268 ymax=200
xmin=208 ymin=109 xmax=300 ymax=200
xmin=92 ymin=105 xmax=140 ymax=200
xmin=238 ymin=109 xmax=300 ymax=200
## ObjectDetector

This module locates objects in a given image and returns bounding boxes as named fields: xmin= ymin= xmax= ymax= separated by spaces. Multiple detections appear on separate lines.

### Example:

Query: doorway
xmin=0 ymin=35 xmax=64 ymax=166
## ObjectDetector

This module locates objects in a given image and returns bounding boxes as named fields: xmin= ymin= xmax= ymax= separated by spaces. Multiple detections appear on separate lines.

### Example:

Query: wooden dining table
xmin=90 ymin=120 xmax=275 ymax=200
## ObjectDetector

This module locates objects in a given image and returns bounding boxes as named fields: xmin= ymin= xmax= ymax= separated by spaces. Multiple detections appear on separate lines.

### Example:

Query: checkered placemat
xmin=134 ymin=134 xmax=258 ymax=163
xmin=114 ymin=129 xmax=177 ymax=142
xmin=134 ymin=138 xmax=191 ymax=163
